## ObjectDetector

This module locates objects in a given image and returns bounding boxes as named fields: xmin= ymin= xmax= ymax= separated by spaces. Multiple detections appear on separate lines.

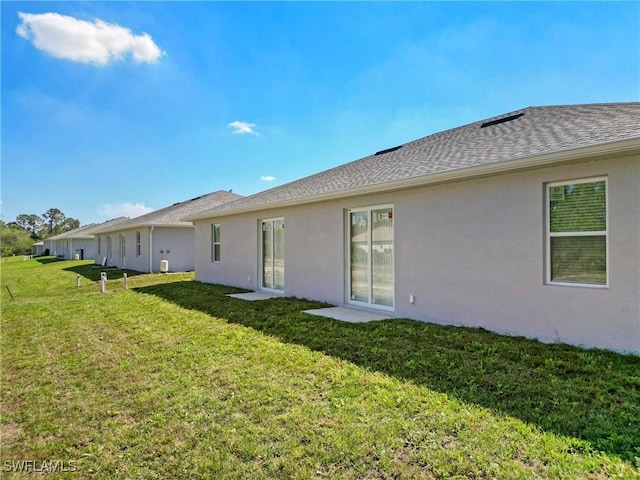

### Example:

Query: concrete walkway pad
xmin=303 ymin=307 xmax=394 ymax=323
xmin=227 ymin=292 xmax=281 ymax=301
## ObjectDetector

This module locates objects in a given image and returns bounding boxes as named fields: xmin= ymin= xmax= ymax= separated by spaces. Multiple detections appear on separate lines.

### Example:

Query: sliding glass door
xmin=261 ymin=218 xmax=284 ymax=291
xmin=348 ymin=206 xmax=394 ymax=309
xmin=120 ymin=234 xmax=127 ymax=267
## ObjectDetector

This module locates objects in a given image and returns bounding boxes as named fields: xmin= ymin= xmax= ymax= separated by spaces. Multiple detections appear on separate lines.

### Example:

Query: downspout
xmin=149 ymin=226 xmax=155 ymax=273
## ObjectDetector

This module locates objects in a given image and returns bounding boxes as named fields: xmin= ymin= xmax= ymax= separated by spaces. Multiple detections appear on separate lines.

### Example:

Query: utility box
xmin=160 ymin=260 xmax=169 ymax=273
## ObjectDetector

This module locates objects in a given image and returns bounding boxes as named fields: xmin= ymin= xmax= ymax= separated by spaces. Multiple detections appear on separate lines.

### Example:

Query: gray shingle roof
xmin=46 ymin=223 xmax=99 ymax=240
xmin=46 ymin=217 xmax=130 ymax=240
xmin=99 ymin=190 xmax=242 ymax=233
xmin=187 ymin=102 xmax=639 ymax=220
xmin=86 ymin=217 xmax=131 ymax=235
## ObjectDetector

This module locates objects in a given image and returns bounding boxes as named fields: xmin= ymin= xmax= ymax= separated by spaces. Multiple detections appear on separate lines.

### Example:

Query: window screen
xmin=212 ymin=224 xmax=221 ymax=262
xmin=547 ymin=179 xmax=607 ymax=285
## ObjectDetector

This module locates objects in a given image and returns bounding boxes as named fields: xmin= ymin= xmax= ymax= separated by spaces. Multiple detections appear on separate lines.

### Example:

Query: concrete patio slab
xmin=303 ymin=307 xmax=394 ymax=323
xmin=226 ymin=292 xmax=281 ymax=301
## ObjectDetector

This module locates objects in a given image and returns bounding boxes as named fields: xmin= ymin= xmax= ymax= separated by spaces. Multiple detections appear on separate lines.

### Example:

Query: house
xmin=95 ymin=190 xmax=242 ymax=273
xmin=185 ymin=103 xmax=640 ymax=354
xmin=31 ymin=241 xmax=46 ymax=256
xmin=43 ymin=217 xmax=129 ymax=260
xmin=45 ymin=222 xmax=99 ymax=260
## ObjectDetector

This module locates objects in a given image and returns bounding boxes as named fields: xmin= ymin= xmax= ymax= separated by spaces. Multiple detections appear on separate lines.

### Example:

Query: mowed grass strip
xmin=1 ymin=257 xmax=638 ymax=479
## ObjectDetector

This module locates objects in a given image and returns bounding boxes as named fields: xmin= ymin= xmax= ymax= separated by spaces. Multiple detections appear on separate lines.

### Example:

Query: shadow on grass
xmin=63 ymin=263 xmax=146 ymax=281
xmin=134 ymin=280 xmax=640 ymax=463
xmin=35 ymin=256 xmax=65 ymax=265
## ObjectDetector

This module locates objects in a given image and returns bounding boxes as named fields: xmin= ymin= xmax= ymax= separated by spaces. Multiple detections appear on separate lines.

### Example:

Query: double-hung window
xmin=136 ymin=231 xmax=141 ymax=257
xmin=546 ymin=177 xmax=607 ymax=286
xmin=211 ymin=224 xmax=221 ymax=262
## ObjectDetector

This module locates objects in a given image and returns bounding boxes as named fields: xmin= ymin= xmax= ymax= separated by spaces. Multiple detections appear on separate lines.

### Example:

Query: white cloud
xmin=228 ymin=121 xmax=258 ymax=135
xmin=260 ymin=176 xmax=276 ymax=182
xmin=16 ymin=12 xmax=163 ymax=66
xmin=96 ymin=202 xmax=154 ymax=219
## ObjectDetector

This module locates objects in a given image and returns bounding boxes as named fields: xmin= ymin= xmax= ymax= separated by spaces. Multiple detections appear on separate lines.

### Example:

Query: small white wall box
xmin=160 ymin=260 xmax=169 ymax=273
xmin=409 ymin=295 xmax=415 ymax=304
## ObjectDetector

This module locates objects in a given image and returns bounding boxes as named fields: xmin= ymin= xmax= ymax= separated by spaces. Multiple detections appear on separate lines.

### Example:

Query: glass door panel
xmin=120 ymin=234 xmax=126 ymax=267
xmin=371 ymin=208 xmax=394 ymax=307
xmin=261 ymin=219 xmax=284 ymax=291
xmin=349 ymin=207 xmax=394 ymax=308
xmin=350 ymin=211 xmax=370 ymax=303
xmin=262 ymin=221 xmax=274 ymax=289
xmin=273 ymin=220 xmax=285 ymax=290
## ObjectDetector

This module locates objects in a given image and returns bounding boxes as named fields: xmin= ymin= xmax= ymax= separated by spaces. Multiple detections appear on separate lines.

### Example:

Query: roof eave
xmin=96 ymin=223 xmax=195 ymax=234
xmin=187 ymin=137 xmax=640 ymax=220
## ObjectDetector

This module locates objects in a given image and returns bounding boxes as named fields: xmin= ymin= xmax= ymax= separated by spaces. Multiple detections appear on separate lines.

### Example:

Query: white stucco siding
xmin=94 ymin=234 xmax=108 ymax=265
xmin=109 ymin=228 xmax=149 ymax=272
xmin=279 ymin=205 xmax=340 ymax=302
xmin=152 ymin=227 xmax=195 ymax=273
xmin=194 ymin=214 xmax=261 ymax=289
xmin=94 ymin=227 xmax=194 ymax=272
xmin=393 ymin=154 xmax=639 ymax=353
xmin=71 ymin=240 xmax=97 ymax=261
xmin=193 ymin=153 xmax=639 ymax=353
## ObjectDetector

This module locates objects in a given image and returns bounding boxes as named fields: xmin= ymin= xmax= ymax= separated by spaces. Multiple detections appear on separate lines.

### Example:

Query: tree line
xmin=1 ymin=208 xmax=81 ymax=256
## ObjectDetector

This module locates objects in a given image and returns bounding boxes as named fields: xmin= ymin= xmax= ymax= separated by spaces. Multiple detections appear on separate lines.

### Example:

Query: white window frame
xmin=346 ymin=204 xmax=395 ymax=310
xmin=546 ymin=176 xmax=608 ymax=288
xmin=121 ymin=234 xmax=128 ymax=267
xmin=211 ymin=224 xmax=221 ymax=263
xmin=107 ymin=236 xmax=113 ymax=264
xmin=136 ymin=231 xmax=141 ymax=257
xmin=259 ymin=217 xmax=285 ymax=292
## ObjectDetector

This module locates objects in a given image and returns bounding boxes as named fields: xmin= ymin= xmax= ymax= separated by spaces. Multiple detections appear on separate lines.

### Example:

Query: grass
xmin=1 ymin=256 xmax=639 ymax=479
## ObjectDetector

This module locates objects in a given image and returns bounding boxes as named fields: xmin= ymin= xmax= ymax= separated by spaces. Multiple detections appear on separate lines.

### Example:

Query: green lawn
xmin=1 ymin=256 xmax=638 ymax=479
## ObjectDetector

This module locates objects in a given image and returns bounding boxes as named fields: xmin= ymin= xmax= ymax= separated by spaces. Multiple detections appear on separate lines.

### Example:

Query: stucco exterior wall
xmin=71 ymin=239 xmax=97 ymax=260
xmin=94 ymin=226 xmax=195 ymax=272
xmin=193 ymin=154 xmax=639 ymax=353
xmin=194 ymin=214 xmax=260 ymax=288
xmin=152 ymin=227 xmax=195 ymax=273
xmin=48 ymin=238 xmax=95 ymax=260
xmin=393 ymin=154 xmax=639 ymax=353
xmin=94 ymin=234 xmax=108 ymax=265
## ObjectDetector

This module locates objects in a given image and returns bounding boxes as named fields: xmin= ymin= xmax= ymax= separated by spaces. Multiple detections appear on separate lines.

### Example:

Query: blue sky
xmin=2 ymin=1 xmax=639 ymax=225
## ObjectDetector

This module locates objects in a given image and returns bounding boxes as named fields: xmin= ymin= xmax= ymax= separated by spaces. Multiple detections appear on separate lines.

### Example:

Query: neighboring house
xmin=43 ymin=217 xmax=129 ymax=260
xmin=31 ymin=241 xmax=46 ymax=256
xmin=185 ymin=103 xmax=640 ymax=354
xmin=45 ymin=223 xmax=99 ymax=260
xmin=95 ymin=190 xmax=242 ymax=273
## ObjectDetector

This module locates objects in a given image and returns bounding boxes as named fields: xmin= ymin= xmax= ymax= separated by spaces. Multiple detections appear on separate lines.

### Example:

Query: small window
xmin=98 ymin=237 xmax=101 ymax=255
xmin=546 ymin=177 xmax=607 ymax=286
xmin=136 ymin=231 xmax=141 ymax=257
xmin=212 ymin=224 xmax=221 ymax=262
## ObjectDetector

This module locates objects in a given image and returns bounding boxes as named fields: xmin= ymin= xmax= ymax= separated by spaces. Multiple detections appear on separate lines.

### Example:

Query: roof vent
xmin=480 ymin=113 xmax=524 ymax=128
xmin=173 ymin=195 xmax=203 ymax=206
xmin=375 ymin=145 xmax=402 ymax=155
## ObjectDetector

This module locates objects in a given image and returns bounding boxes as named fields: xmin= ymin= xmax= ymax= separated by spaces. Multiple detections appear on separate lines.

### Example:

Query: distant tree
xmin=61 ymin=217 xmax=80 ymax=231
xmin=7 ymin=209 xmax=81 ymax=240
xmin=15 ymin=214 xmax=44 ymax=239
xmin=42 ymin=208 xmax=65 ymax=235
xmin=1 ymin=223 xmax=33 ymax=256
xmin=39 ymin=208 xmax=80 ymax=237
